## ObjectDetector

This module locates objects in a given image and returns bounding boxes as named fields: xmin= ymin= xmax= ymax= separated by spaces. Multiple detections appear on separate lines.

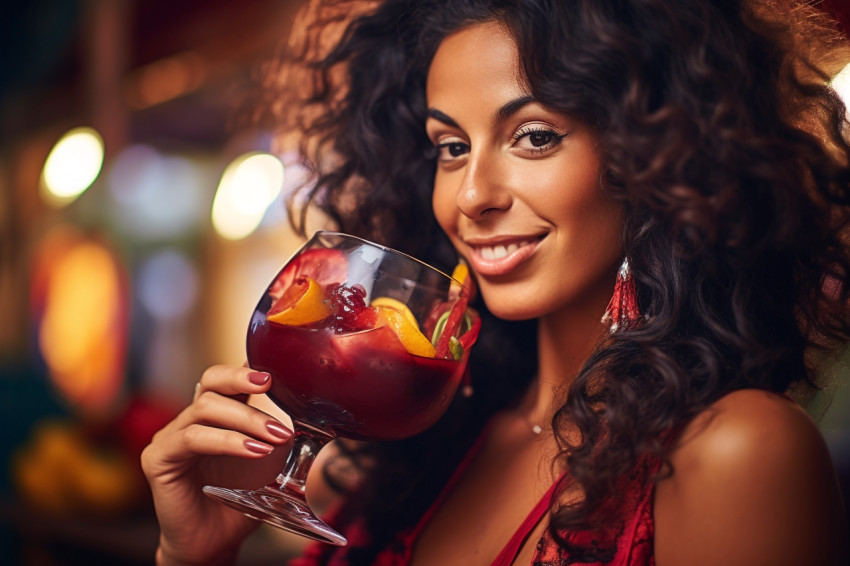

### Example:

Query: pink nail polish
xmin=244 ymin=439 xmax=273 ymax=454
xmin=248 ymin=371 xmax=270 ymax=385
xmin=266 ymin=421 xmax=292 ymax=440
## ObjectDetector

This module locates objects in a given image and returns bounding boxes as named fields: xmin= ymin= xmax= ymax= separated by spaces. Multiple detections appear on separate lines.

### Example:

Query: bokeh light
xmin=211 ymin=152 xmax=285 ymax=240
xmin=40 ymin=127 xmax=105 ymax=206
xmin=137 ymin=250 xmax=199 ymax=321
xmin=31 ymin=227 xmax=128 ymax=413
xmin=106 ymin=144 xmax=207 ymax=240
xmin=125 ymin=51 xmax=207 ymax=110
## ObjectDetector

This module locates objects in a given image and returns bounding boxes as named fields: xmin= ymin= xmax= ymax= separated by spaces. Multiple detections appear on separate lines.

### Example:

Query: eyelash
xmin=430 ymin=125 xmax=567 ymax=162
xmin=512 ymin=126 xmax=567 ymax=153
xmin=434 ymin=139 xmax=468 ymax=161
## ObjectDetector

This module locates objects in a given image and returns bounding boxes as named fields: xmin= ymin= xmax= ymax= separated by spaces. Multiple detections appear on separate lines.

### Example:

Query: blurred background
xmin=0 ymin=0 xmax=317 ymax=564
xmin=1 ymin=1 xmax=850 ymax=565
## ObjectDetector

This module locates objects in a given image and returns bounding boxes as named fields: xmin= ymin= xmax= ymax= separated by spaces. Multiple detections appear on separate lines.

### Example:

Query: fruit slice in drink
xmin=267 ymin=277 xmax=332 ymax=326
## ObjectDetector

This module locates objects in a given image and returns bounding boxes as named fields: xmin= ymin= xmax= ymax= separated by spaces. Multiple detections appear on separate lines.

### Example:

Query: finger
xmin=145 ymin=403 xmax=291 ymax=471
xmin=178 ymin=423 xmax=281 ymax=458
xmin=144 ymin=421 xmax=282 ymax=474
xmin=190 ymin=390 xmax=292 ymax=447
xmin=195 ymin=365 xmax=271 ymax=401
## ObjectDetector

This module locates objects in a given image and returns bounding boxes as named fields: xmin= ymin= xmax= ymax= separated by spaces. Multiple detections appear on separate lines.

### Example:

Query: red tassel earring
xmin=601 ymin=258 xmax=642 ymax=333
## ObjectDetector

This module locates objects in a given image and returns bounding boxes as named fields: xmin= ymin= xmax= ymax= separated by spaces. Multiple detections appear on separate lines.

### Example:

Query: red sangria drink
xmin=248 ymin=322 xmax=467 ymax=440
xmin=203 ymin=231 xmax=480 ymax=546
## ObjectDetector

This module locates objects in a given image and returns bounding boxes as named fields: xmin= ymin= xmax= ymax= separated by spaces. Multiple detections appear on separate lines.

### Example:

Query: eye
xmin=528 ymin=132 xmax=556 ymax=147
xmin=434 ymin=138 xmax=470 ymax=162
xmin=512 ymin=126 xmax=566 ymax=154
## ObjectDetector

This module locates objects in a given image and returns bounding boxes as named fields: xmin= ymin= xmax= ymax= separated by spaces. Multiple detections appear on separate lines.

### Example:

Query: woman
xmin=142 ymin=0 xmax=850 ymax=564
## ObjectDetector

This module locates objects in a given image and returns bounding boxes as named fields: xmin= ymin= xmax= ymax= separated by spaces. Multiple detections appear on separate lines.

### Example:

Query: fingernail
xmin=244 ymin=439 xmax=274 ymax=454
xmin=248 ymin=371 xmax=270 ymax=385
xmin=266 ymin=421 xmax=292 ymax=440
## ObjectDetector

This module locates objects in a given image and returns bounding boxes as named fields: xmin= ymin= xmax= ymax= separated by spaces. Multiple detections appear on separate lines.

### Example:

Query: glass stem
xmin=272 ymin=424 xmax=332 ymax=500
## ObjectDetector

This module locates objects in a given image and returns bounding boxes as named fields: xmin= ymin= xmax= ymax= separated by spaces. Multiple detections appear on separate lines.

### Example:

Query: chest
xmin=409 ymin=418 xmax=564 ymax=566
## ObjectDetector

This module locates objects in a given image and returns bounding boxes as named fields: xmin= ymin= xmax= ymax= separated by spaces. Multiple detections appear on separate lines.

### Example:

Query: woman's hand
xmin=141 ymin=365 xmax=293 ymax=566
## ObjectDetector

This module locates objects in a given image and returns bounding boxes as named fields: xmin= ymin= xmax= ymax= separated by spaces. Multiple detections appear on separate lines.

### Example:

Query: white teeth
xmin=478 ymin=240 xmax=528 ymax=260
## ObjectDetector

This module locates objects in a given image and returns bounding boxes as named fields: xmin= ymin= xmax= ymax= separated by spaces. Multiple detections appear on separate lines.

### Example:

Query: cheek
xmin=431 ymin=176 xmax=455 ymax=235
xmin=526 ymin=155 xmax=618 ymax=238
xmin=551 ymin=188 xmax=621 ymax=229
xmin=535 ymin=158 xmax=600 ymax=211
xmin=550 ymin=187 xmax=624 ymax=269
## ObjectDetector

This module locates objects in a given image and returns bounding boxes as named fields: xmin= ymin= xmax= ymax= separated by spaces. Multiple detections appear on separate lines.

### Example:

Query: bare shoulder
xmin=674 ymin=389 xmax=821 ymax=464
xmin=653 ymin=389 xmax=848 ymax=566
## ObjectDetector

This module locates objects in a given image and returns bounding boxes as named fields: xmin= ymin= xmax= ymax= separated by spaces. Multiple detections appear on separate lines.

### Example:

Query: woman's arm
xmin=654 ymin=389 xmax=848 ymax=566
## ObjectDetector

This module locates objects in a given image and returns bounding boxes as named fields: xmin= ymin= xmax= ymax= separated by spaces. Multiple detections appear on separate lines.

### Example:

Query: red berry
xmin=327 ymin=283 xmax=370 ymax=332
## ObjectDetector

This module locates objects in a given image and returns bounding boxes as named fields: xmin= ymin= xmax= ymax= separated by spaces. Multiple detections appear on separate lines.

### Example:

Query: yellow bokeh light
xmin=211 ymin=152 xmax=285 ymax=240
xmin=36 ymin=238 xmax=126 ymax=411
xmin=41 ymin=127 xmax=105 ymax=205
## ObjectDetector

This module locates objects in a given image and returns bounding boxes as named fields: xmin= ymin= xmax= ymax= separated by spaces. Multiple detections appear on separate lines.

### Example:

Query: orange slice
xmin=267 ymin=276 xmax=331 ymax=326
xmin=375 ymin=306 xmax=436 ymax=358
xmin=451 ymin=262 xmax=469 ymax=286
xmin=449 ymin=262 xmax=470 ymax=300
xmin=370 ymin=297 xmax=417 ymax=326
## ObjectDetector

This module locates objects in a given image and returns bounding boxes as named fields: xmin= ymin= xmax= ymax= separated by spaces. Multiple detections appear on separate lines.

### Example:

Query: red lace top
xmin=290 ymin=432 xmax=659 ymax=566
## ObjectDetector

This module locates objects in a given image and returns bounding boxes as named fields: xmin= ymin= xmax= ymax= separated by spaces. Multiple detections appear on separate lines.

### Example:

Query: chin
xmin=480 ymin=289 xmax=546 ymax=322
xmin=489 ymin=309 xmax=537 ymax=322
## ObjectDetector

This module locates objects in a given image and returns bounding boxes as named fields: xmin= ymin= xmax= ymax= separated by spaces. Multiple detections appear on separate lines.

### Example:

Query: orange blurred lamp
xmin=31 ymin=227 xmax=129 ymax=413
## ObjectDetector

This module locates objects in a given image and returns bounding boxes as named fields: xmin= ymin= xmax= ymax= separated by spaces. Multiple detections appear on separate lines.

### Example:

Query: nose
xmin=455 ymin=149 xmax=512 ymax=219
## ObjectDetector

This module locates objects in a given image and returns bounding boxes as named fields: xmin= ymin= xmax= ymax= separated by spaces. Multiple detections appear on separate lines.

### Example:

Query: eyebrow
xmin=495 ymin=95 xmax=536 ymax=122
xmin=427 ymin=108 xmax=459 ymax=128
xmin=427 ymin=95 xmax=537 ymax=129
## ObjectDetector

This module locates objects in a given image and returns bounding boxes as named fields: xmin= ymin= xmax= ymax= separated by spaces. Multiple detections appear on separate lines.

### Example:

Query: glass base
xmin=202 ymin=485 xmax=347 ymax=546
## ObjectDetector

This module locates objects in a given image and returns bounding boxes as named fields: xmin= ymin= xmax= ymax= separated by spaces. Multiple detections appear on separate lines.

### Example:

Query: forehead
xmin=426 ymin=21 xmax=527 ymax=107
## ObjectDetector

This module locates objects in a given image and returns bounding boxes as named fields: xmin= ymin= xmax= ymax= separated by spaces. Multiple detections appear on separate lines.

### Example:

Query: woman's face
xmin=426 ymin=21 xmax=625 ymax=321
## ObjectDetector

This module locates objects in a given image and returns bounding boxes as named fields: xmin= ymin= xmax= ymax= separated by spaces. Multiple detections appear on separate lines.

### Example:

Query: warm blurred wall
xmin=1 ymin=0 xmax=309 ymax=359
xmin=0 ymin=1 xmax=311 ymax=564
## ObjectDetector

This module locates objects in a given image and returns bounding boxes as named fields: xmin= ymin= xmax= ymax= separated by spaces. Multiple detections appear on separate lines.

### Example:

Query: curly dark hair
xmin=257 ymin=0 xmax=850 ymax=560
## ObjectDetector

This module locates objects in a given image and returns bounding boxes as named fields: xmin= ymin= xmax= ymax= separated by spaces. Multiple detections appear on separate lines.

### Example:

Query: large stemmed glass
xmin=203 ymin=231 xmax=479 ymax=546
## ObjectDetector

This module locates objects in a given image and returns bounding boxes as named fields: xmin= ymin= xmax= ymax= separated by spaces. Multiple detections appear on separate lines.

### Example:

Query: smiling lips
xmin=465 ymin=236 xmax=543 ymax=277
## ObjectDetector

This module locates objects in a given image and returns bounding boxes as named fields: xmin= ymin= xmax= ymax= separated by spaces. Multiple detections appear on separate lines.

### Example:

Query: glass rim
xmin=310 ymin=230 xmax=468 ymax=293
